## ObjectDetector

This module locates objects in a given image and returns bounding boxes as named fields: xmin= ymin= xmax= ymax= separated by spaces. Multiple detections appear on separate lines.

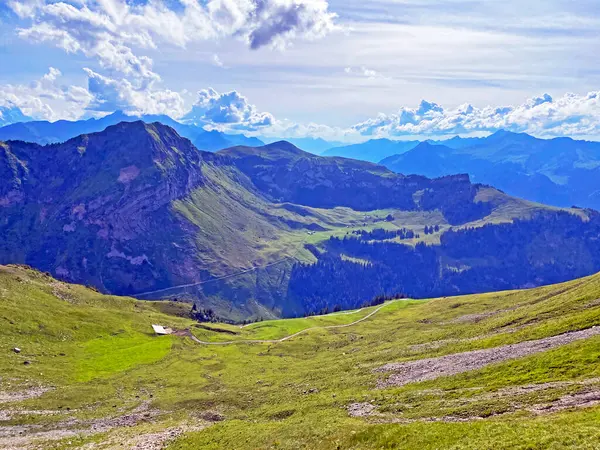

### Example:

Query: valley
xmin=2 ymin=265 xmax=600 ymax=448
xmin=3 ymin=1 xmax=600 ymax=448
xmin=3 ymin=122 xmax=600 ymax=321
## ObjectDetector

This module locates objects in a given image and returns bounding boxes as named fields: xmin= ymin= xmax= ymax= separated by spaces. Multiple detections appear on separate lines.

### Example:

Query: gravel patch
xmin=0 ymin=386 xmax=53 ymax=404
xmin=376 ymin=327 xmax=600 ymax=388
xmin=0 ymin=400 xmax=159 ymax=449
xmin=348 ymin=403 xmax=377 ymax=418
xmin=129 ymin=424 xmax=206 ymax=450
xmin=530 ymin=389 xmax=600 ymax=414
xmin=0 ymin=427 xmax=89 ymax=449
xmin=0 ymin=409 xmax=64 ymax=421
xmin=354 ymin=386 xmax=600 ymax=425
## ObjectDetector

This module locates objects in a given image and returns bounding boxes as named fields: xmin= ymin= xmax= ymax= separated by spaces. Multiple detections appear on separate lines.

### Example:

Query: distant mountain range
xmin=4 ymin=107 xmax=600 ymax=215
xmin=379 ymin=130 xmax=600 ymax=210
xmin=322 ymin=138 xmax=420 ymax=162
xmin=0 ymin=110 xmax=263 ymax=151
xmin=262 ymin=137 xmax=344 ymax=154
xmin=0 ymin=106 xmax=32 ymax=127
xmin=3 ymin=121 xmax=600 ymax=319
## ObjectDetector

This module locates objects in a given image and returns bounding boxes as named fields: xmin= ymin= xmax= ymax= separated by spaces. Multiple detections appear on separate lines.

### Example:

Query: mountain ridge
xmin=0 ymin=111 xmax=264 ymax=151
xmin=3 ymin=121 xmax=600 ymax=320
xmin=380 ymin=131 xmax=600 ymax=209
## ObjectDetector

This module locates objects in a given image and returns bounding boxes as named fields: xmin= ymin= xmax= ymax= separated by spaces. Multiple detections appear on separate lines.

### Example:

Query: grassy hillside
xmin=3 ymin=264 xmax=600 ymax=449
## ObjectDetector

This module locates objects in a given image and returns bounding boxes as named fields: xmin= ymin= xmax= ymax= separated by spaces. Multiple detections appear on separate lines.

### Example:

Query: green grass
xmin=3 ymin=264 xmax=600 ymax=448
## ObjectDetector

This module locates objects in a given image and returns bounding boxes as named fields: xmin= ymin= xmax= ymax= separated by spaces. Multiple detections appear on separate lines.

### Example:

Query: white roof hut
xmin=152 ymin=324 xmax=172 ymax=335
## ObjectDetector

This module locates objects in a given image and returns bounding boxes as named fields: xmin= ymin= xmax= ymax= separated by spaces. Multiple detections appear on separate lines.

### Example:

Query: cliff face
xmin=0 ymin=122 xmax=207 ymax=294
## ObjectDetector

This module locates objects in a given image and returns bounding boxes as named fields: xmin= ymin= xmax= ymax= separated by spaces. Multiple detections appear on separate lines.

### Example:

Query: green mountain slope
xmin=3 ymin=265 xmax=600 ymax=448
xmin=2 ymin=122 xmax=600 ymax=320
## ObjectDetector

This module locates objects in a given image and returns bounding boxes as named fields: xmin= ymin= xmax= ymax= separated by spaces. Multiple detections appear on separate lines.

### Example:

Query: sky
xmin=1 ymin=0 xmax=600 ymax=142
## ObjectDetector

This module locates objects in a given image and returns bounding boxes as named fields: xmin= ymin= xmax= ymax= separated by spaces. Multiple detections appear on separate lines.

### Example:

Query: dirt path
xmin=239 ymin=307 xmax=366 ymax=329
xmin=186 ymin=301 xmax=396 ymax=346
xmin=134 ymin=238 xmax=309 ymax=299
xmin=376 ymin=326 xmax=600 ymax=388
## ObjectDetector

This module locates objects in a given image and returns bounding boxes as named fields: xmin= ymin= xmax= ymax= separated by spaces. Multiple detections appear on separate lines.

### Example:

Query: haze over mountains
xmin=322 ymin=139 xmax=420 ymax=162
xmin=3 ymin=120 xmax=600 ymax=320
xmin=0 ymin=110 xmax=263 ymax=152
xmin=379 ymin=131 xmax=600 ymax=210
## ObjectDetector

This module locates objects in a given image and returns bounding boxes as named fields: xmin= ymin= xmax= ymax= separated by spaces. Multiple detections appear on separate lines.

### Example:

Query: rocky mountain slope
xmin=2 ymin=122 xmax=600 ymax=320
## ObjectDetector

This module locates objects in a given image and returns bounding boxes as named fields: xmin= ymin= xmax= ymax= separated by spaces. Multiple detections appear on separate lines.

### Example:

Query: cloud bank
xmin=2 ymin=68 xmax=600 ymax=142
xmin=9 ymin=0 xmax=338 ymax=84
xmin=183 ymin=88 xmax=274 ymax=131
xmin=84 ymin=69 xmax=186 ymax=117
xmin=0 ymin=67 xmax=93 ymax=121
xmin=351 ymin=93 xmax=600 ymax=139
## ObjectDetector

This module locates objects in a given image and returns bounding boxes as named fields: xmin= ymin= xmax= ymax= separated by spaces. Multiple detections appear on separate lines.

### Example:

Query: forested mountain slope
xmin=1 ymin=122 xmax=600 ymax=319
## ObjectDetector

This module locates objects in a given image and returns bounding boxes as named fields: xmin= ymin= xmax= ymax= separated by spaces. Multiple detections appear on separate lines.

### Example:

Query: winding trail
xmin=185 ymin=301 xmax=396 ymax=346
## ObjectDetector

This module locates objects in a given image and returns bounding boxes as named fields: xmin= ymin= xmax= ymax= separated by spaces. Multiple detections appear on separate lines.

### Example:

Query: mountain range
xmin=0 ymin=110 xmax=264 ymax=151
xmin=327 ymin=131 xmax=600 ymax=210
xmin=322 ymin=138 xmax=420 ymax=162
xmin=3 ymin=121 xmax=600 ymax=320
xmin=0 ymin=105 xmax=32 ymax=127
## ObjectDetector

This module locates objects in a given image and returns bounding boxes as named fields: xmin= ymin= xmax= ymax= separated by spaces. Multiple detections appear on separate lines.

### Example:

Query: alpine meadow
xmin=2 ymin=0 xmax=600 ymax=448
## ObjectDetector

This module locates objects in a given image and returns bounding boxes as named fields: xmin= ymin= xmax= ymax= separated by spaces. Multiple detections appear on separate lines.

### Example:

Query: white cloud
xmin=344 ymin=65 xmax=385 ymax=79
xmin=0 ymin=67 xmax=93 ymax=121
xmin=350 ymin=92 xmax=600 ymax=138
xmin=11 ymin=0 xmax=338 ymax=84
xmin=211 ymin=54 xmax=225 ymax=68
xmin=84 ymin=69 xmax=186 ymax=117
xmin=183 ymin=88 xmax=275 ymax=131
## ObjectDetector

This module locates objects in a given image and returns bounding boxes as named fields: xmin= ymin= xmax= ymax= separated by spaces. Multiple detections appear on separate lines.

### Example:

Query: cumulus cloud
xmin=344 ymin=66 xmax=385 ymax=79
xmin=84 ymin=69 xmax=186 ymax=117
xmin=0 ymin=67 xmax=93 ymax=121
xmin=351 ymin=92 xmax=600 ymax=138
xmin=10 ymin=0 xmax=338 ymax=83
xmin=183 ymin=88 xmax=275 ymax=131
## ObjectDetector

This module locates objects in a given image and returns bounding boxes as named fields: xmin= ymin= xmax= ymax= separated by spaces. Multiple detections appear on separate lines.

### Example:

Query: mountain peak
xmin=264 ymin=140 xmax=306 ymax=154
xmin=488 ymin=129 xmax=534 ymax=141
xmin=412 ymin=141 xmax=448 ymax=152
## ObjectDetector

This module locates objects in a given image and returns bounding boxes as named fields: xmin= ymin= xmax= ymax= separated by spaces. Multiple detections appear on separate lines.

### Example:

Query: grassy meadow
xmin=2 ymin=264 xmax=600 ymax=448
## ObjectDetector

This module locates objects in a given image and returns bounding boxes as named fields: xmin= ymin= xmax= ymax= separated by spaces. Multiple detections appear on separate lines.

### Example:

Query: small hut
xmin=152 ymin=324 xmax=172 ymax=335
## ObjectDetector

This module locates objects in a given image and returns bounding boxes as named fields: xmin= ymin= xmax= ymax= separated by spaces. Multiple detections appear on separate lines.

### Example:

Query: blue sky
xmin=1 ymin=0 xmax=599 ymax=141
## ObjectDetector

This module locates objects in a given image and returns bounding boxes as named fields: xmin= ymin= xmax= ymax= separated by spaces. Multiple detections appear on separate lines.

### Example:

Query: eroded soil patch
xmin=377 ymin=327 xmax=600 ymax=388
xmin=0 ymin=386 xmax=53 ymax=404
